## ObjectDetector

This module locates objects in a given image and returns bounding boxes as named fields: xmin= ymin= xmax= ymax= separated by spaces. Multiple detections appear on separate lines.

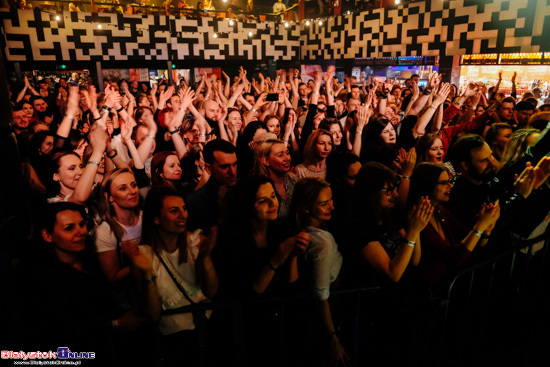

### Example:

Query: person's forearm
xmin=407 ymin=94 xmax=429 ymax=117
xmin=71 ymin=150 xmax=103 ymax=205
xmin=137 ymin=126 xmax=157 ymax=163
xmin=196 ymin=255 xmax=218 ymax=299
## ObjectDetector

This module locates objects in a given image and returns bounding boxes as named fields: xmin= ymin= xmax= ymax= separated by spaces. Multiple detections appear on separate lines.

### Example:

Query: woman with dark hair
xmin=288 ymin=178 xmax=348 ymax=365
xmin=353 ymin=162 xmax=431 ymax=283
xmin=319 ymin=118 xmax=345 ymax=153
xmin=16 ymin=202 xmax=115 ymax=361
xmin=360 ymin=116 xmax=396 ymax=164
xmin=236 ymin=121 xmax=267 ymax=177
xmin=350 ymin=162 xmax=432 ymax=366
xmin=294 ymin=129 xmax=333 ymax=179
xmin=179 ymin=144 xmax=207 ymax=193
xmin=47 ymin=129 xmax=105 ymax=204
xmin=124 ymin=186 xmax=218 ymax=366
xmin=407 ymin=163 xmax=500 ymax=286
xmin=215 ymin=175 xmax=309 ymax=298
xmin=150 ymin=151 xmax=182 ymax=189
xmin=29 ymin=130 xmax=55 ymax=184
xmin=213 ymin=175 xmax=309 ymax=366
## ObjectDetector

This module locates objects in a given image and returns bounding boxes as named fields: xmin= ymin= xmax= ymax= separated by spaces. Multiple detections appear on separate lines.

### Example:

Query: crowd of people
xmin=7 ymin=64 xmax=550 ymax=366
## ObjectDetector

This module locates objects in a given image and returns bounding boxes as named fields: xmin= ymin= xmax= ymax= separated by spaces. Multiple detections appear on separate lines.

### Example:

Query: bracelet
xmin=200 ymin=133 xmax=207 ymax=137
xmin=469 ymin=105 xmax=477 ymax=111
xmin=267 ymin=262 xmax=278 ymax=271
xmin=116 ymin=106 xmax=124 ymax=113
xmin=178 ymin=107 xmax=186 ymax=111
xmin=106 ymin=150 xmax=118 ymax=159
xmin=328 ymin=331 xmax=338 ymax=340
xmin=128 ymin=99 xmax=135 ymax=104
xmin=481 ymin=232 xmax=491 ymax=239
xmin=401 ymin=176 xmax=411 ymax=180
xmin=65 ymin=114 xmax=74 ymax=120
xmin=379 ymin=93 xmax=388 ymax=99
xmin=111 ymin=319 xmax=119 ymax=328
xmin=146 ymin=134 xmax=155 ymax=140
xmin=356 ymin=130 xmax=362 ymax=134
xmin=101 ymin=105 xmax=111 ymax=111
xmin=293 ymin=77 xmax=299 ymax=79
xmin=429 ymin=105 xmax=437 ymax=111
xmin=251 ymin=108 xmax=257 ymax=112
xmin=93 ymin=115 xmax=102 ymax=121
xmin=283 ymin=139 xmax=289 ymax=143
xmin=411 ymin=98 xmax=417 ymax=102
xmin=143 ymin=275 xmax=157 ymax=286
xmin=405 ymin=240 xmax=416 ymax=247
xmin=473 ymin=229 xmax=483 ymax=237
xmin=87 ymin=161 xmax=100 ymax=166
xmin=169 ymin=129 xmax=179 ymax=135
xmin=423 ymin=89 xmax=432 ymax=95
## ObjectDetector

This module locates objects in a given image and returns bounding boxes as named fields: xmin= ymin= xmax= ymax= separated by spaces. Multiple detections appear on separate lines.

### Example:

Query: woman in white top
xmin=96 ymin=168 xmax=142 ymax=284
xmin=288 ymin=178 xmax=347 ymax=365
xmin=124 ymin=186 xmax=217 ymax=366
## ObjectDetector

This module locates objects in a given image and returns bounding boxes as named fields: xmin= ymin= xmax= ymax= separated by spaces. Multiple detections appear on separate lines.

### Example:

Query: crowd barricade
xmin=113 ymin=226 xmax=550 ymax=366
xmin=437 ymin=226 xmax=550 ymax=366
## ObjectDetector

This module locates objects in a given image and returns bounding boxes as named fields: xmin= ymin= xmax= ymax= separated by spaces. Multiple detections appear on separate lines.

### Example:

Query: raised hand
xmin=66 ymin=86 xmax=80 ymax=116
xmin=357 ymin=105 xmax=371 ymax=130
xmin=433 ymin=83 xmax=451 ymax=107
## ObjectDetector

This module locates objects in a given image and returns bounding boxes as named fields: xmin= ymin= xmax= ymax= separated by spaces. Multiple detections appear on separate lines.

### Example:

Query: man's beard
xmin=470 ymin=166 xmax=496 ymax=182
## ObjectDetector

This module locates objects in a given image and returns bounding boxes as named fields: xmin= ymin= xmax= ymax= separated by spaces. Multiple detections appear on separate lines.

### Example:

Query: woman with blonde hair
xmin=96 ymin=168 xmax=142 ymax=287
xmin=294 ymin=129 xmax=333 ymax=179
xmin=254 ymin=139 xmax=297 ymax=221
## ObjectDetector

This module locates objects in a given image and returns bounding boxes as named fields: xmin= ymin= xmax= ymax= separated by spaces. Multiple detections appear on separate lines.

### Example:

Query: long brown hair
xmin=142 ymin=187 xmax=189 ymax=264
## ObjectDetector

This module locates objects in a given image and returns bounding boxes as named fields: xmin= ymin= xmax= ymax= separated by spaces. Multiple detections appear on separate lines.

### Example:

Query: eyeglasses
xmin=380 ymin=186 xmax=398 ymax=196
xmin=436 ymin=180 xmax=453 ymax=186
xmin=380 ymin=179 xmax=401 ymax=196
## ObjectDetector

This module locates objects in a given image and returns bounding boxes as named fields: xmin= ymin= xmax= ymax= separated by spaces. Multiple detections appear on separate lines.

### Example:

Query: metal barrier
xmin=121 ymin=227 xmax=550 ymax=366
xmin=437 ymin=227 xmax=550 ymax=366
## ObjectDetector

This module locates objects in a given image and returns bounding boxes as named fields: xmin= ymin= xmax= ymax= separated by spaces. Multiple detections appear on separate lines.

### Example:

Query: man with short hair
xmin=513 ymin=101 xmax=535 ymax=130
xmin=30 ymin=95 xmax=54 ymax=125
xmin=186 ymin=139 xmax=237 ymax=231
xmin=496 ymin=97 xmax=515 ymax=123
xmin=446 ymin=134 xmax=549 ymax=239
xmin=203 ymin=99 xmax=221 ymax=136
xmin=12 ymin=108 xmax=30 ymax=135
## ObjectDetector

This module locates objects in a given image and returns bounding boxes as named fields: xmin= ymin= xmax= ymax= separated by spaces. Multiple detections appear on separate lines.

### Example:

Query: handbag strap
xmin=153 ymin=248 xmax=196 ymax=305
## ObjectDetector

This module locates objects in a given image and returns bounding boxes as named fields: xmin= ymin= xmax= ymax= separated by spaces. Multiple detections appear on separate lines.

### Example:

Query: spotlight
xmin=55 ymin=15 xmax=60 ymax=21
xmin=318 ymin=20 xmax=323 ymax=26
xmin=213 ymin=33 xmax=218 ymax=38
xmin=97 ymin=24 xmax=102 ymax=29
xmin=248 ymin=31 xmax=253 ymax=37
xmin=229 ymin=19 xmax=234 ymax=26
xmin=395 ymin=0 xmax=400 ymax=4
xmin=305 ymin=20 xmax=310 ymax=26
xmin=284 ymin=22 xmax=289 ymax=28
